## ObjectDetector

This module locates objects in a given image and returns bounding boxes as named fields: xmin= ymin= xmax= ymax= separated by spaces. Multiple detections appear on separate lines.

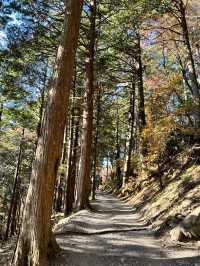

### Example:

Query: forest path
xmin=52 ymin=192 xmax=200 ymax=266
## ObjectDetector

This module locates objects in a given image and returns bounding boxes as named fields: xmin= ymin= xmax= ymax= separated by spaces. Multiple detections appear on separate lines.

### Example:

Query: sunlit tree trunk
xmin=12 ymin=1 xmax=83 ymax=265
xmin=76 ymin=0 xmax=96 ymax=210
xmin=178 ymin=0 xmax=200 ymax=126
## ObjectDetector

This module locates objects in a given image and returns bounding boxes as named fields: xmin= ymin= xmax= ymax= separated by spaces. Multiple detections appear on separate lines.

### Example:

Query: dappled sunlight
xmin=53 ymin=192 xmax=200 ymax=266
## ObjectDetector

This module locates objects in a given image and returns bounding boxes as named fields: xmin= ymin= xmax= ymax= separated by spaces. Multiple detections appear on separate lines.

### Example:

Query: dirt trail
xmin=52 ymin=192 xmax=200 ymax=266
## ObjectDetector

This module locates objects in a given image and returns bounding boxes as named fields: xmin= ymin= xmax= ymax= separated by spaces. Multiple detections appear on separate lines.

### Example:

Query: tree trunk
xmin=137 ymin=34 xmax=146 ymax=130
xmin=126 ymin=80 xmax=136 ymax=179
xmin=92 ymin=86 xmax=101 ymax=200
xmin=53 ymin=124 xmax=69 ymax=213
xmin=116 ymin=108 xmax=122 ymax=187
xmin=54 ymin=173 xmax=64 ymax=213
xmin=76 ymin=0 xmax=96 ymax=210
xmin=12 ymin=1 xmax=83 ymax=265
xmin=5 ymin=129 xmax=24 ymax=240
xmin=64 ymin=87 xmax=76 ymax=216
xmin=179 ymin=0 xmax=200 ymax=126
xmin=64 ymin=105 xmax=81 ymax=215
xmin=37 ymin=63 xmax=48 ymax=139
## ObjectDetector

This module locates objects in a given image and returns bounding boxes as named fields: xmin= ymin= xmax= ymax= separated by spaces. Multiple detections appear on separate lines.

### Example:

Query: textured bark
xmin=76 ymin=0 xmax=96 ymax=210
xmin=12 ymin=1 xmax=83 ymax=266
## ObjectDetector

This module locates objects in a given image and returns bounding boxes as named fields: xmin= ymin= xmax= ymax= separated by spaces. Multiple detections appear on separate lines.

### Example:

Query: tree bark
xmin=126 ymin=80 xmax=136 ymax=179
xmin=92 ymin=86 xmax=101 ymax=200
xmin=116 ymin=107 xmax=122 ymax=187
xmin=137 ymin=34 xmax=146 ymax=130
xmin=76 ymin=0 xmax=96 ymax=210
xmin=37 ymin=62 xmax=48 ymax=139
xmin=178 ymin=0 xmax=200 ymax=126
xmin=5 ymin=129 xmax=24 ymax=240
xmin=64 ymin=87 xmax=76 ymax=216
xmin=64 ymin=105 xmax=81 ymax=215
xmin=12 ymin=1 xmax=83 ymax=265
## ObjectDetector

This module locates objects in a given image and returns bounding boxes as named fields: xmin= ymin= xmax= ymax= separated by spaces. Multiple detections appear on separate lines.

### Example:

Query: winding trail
xmin=52 ymin=192 xmax=200 ymax=266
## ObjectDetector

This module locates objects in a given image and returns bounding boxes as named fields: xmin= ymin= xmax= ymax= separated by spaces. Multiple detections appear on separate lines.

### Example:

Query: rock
xmin=170 ymin=225 xmax=186 ymax=242
xmin=182 ymin=206 xmax=200 ymax=238
xmin=170 ymin=207 xmax=200 ymax=242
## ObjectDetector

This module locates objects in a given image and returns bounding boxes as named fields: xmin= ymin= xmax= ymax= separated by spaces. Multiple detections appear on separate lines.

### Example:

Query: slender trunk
xmin=137 ymin=34 xmax=146 ymax=130
xmin=37 ymin=62 xmax=48 ymax=139
xmin=53 ymin=125 xmax=69 ymax=213
xmin=54 ymin=174 xmax=64 ymax=213
xmin=64 ymin=88 xmax=76 ymax=216
xmin=12 ymin=2 xmax=83 ymax=265
xmin=76 ymin=0 xmax=96 ymax=210
xmin=64 ymin=107 xmax=81 ymax=215
xmin=116 ymin=108 xmax=122 ymax=186
xmin=92 ymin=87 xmax=101 ymax=200
xmin=10 ymin=179 xmax=21 ymax=236
xmin=126 ymin=81 xmax=136 ymax=179
xmin=5 ymin=129 xmax=24 ymax=240
xmin=180 ymin=2 xmax=199 ymax=96
xmin=179 ymin=1 xmax=200 ymax=126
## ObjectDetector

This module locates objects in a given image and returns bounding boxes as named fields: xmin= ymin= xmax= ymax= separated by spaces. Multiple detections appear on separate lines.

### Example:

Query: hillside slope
xmin=116 ymin=145 xmax=200 ymax=244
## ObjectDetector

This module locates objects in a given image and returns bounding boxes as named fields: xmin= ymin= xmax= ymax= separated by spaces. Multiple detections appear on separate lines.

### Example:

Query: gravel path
xmin=52 ymin=192 xmax=200 ymax=266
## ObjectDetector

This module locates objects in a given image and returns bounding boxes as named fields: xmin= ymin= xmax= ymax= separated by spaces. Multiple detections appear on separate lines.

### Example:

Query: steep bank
xmin=115 ymin=145 xmax=200 ymax=244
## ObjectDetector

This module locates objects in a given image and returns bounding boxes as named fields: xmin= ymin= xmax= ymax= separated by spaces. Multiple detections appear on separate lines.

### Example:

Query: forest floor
xmin=52 ymin=192 xmax=200 ymax=266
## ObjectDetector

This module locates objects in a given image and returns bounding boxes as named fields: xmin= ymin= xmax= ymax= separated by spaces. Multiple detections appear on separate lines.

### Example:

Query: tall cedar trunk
xmin=126 ymin=81 xmax=136 ymax=180
xmin=5 ymin=129 xmax=24 ymax=240
xmin=70 ymin=108 xmax=81 ymax=205
xmin=116 ymin=108 xmax=122 ymax=186
xmin=64 ymin=106 xmax=81 ymax=215
xmin=37 ymin=63 xmax=48 ymax=139
xmin=54 ymin=125 xmax=68 ymax=213
xmin=92 ymin=86 xmax=101 ymax=200
xmin=54 ymin=173 xmax=64 ymax=212
xmin=10 ymin=179 xmax=21 ymax=237
xmin=76 ymin=0 xmax=96 ymax=210
xmin=64 ymin=88 xmax=76 ymax=216
xmin=137 ymin=34 xmax=146 ymax=130
xmin=12 ymin=1 xmax=83 ymax=266
xmin=178 ymin=0 xmax=200 ymax=126
xmin=61 ymin=126 xmax=68 ymax=166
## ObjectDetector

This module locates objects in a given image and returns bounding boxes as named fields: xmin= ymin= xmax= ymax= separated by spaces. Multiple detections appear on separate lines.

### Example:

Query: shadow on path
xmin=52 ymin=192 xmax=200 ymax=266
